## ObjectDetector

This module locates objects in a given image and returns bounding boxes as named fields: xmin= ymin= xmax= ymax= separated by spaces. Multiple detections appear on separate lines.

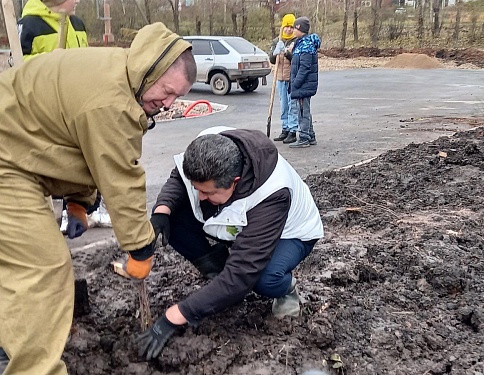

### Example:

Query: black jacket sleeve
xmin=178 ymin=188 xmax=291 ymax=323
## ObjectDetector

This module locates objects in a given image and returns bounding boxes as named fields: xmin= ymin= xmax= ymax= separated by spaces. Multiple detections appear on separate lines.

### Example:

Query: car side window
xmin=211 ymin=41 xmax=230 ymax=55
xmin=190 ymin=40 xmax=212 ymax=55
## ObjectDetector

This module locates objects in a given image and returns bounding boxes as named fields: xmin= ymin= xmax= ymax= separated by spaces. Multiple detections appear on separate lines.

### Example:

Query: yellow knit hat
xmin=281 ymin=14 xmax=295 ymax=28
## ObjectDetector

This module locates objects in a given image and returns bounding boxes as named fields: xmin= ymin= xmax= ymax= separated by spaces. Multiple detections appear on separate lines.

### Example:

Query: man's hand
xmin=125 ymin=241 xmax=155 ymax=279
xmin=125 ymin=254 xmax=153 ymax=280
xmin=66 ymin=202 xmax=88 ymax=239
xmin=273 ymin=41 xmax=285 ymax=55
xmin=150 ymin=213 xmax=170 ymax=246
xmin=137 ymin=314 xmax=180 ymax=360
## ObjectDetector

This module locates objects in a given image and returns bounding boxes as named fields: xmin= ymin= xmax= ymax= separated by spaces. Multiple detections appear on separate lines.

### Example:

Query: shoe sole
xmin=289 ymin=143 xmax=310 ymax=148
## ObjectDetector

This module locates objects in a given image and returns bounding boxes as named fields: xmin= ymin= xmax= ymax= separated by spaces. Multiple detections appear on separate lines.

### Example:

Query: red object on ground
xmin=183 ymin=100 xmax=213 ymax=118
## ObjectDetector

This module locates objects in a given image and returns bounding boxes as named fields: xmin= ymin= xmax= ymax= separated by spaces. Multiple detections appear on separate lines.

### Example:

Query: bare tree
xmin=341 ymin=0 xmax=350 ymax=48
xmin=431 ymin=0 xmax=441 ymax=37
xmin=166 ymin=0 xmax=180 ymax=33
xmin=353 ymin=1 xmax=359 ymax=42
xmin=241 ymin=0 xmax=247 ymax=37
xmin=370 ymin=0 xmax=382 ymax=48
xmin=453 ymin=0 xmax=462 ymax=47
xmin=143 ymin=0 xmax=151 ymax=23
xmin=469 ymin=13 xmax=478 ymax=44
xmin=416 ymin=0 xmax=424 ymax=47
xmin=209 ymin=0 xmax=213 ymax=35
xmin=315 ymin=0 xmax=324 ymax=36
xmin=268 ymin=0 xmax=275 ymax=40
xmin=196 ymin=15 xmax=201 ymax=35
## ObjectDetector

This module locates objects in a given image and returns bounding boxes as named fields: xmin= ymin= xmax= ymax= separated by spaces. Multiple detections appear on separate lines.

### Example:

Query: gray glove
xmin=273 ymin=41 xmax=285 ymax=55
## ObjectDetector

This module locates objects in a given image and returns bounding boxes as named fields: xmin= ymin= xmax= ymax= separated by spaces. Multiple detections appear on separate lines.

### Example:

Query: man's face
xmin=141 ymin=66 xmax=192 ymax=116
xmin=192 ymin=178 xmax=239 ymax=206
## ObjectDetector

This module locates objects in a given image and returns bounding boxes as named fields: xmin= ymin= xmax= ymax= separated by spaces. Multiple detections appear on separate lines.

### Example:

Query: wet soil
xmin=66 ymin=126 xmax=484 ymax=375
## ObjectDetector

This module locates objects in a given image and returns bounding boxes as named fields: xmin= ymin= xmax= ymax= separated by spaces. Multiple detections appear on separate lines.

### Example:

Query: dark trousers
xmin=168 ymin=201 xmax=316 ymax=298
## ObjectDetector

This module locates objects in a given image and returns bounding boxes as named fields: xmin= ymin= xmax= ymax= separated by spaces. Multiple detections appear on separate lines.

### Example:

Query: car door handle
xmin=205 ymin=58 xmax=213 ymax=61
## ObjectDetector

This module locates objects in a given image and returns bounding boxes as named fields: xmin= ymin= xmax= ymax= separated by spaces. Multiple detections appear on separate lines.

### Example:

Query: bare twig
xmin=348 ymin=193 xmax=400 ymax=219
xmin=138 ymin=280 xmax=153 ymax=331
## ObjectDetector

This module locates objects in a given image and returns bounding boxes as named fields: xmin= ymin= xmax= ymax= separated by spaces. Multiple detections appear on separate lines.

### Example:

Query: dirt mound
xmin=321 ymin=47 xmax=484 ymax=68
xmin=65 ymin=127 xmax=484 ymax=374
xmin=384 ymin=53 xmax=444 ymax=69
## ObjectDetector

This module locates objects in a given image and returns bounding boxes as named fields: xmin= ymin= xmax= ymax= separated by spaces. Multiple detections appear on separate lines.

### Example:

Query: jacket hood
xmin=221 ymin=129 xmax=279 ymax=198
xmin=22 ymin=0 xmax=61 ymax=19
xmin=127 ymin=22 xmax=192 ymax=102
xmin=294 ymin=33 xmax=321 ymax=55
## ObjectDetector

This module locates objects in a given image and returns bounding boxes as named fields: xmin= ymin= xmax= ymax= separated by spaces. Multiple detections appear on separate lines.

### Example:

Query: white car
xmin=184 ymin=36 xmax=272 ymax=95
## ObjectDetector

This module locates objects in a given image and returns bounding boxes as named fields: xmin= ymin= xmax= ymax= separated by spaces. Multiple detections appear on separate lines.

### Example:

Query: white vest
xmin=173 ymin=129 xmax=324 ymax=242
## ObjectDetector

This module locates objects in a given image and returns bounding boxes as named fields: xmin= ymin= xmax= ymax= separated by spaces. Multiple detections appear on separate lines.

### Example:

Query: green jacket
xmin=0 ymin=22 xmax=191 ymax=251
xmin=18 ymin=0 xmax=88 ymax=61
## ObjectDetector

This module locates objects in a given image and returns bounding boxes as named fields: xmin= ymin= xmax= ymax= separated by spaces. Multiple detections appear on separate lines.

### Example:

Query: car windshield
xmin=224 ymin=38 xmax=261 ymax=54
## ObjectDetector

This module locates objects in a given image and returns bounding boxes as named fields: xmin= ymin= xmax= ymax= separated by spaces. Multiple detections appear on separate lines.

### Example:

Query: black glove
xmin=66 ymin=202 xmax=88 ymax=239
xmin=150 ymin=213 xmax=170 ymax=246
xmin=137 ymin=314 xmax=179 ymax=360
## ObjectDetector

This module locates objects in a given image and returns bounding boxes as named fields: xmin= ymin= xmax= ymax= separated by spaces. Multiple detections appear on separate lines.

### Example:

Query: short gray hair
xmin=183 ymin=134 xmax=243 ymax=189
xmin=171 ymin=49 xmax=197 ymax=84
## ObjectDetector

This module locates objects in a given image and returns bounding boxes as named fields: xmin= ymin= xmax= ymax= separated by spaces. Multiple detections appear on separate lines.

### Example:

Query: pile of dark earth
xmin=66 ymin=127 xmax=483 ymax=375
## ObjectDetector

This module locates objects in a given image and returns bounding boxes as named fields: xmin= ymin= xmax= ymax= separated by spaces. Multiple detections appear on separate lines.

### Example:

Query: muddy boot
xmin=192 ymin=243 xmax=230 ymax=280
xmin=272 ymin=277 xmax=300 ymax=319
xmin=0 ymin=347 xmax=9 ymax=374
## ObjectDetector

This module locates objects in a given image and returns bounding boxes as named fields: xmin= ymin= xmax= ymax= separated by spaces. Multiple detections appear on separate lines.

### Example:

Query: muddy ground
xmin=65 ymin=126 xmax=483 ymax=375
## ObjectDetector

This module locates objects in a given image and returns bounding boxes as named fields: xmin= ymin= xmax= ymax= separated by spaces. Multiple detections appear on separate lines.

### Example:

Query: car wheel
xmin=210 ymin=73 xmax=231 ymax=95
xmin=240 ymin=78 xmax=259 ymax=92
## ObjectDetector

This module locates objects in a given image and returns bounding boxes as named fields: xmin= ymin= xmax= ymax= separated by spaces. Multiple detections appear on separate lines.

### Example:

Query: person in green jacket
xmin=17 ymin=0 xmax=88 ymax=61
xmin=0 ymin=22 xmax=195 ymax=375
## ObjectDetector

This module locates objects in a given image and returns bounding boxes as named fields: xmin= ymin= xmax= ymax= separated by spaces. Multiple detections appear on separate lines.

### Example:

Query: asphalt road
xmin=68 ymin=68 xmax=484 ymax=249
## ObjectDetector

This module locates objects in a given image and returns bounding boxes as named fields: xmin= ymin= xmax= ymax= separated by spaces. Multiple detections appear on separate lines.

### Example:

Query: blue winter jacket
xmin=289 ymin=33 xmax=321 ymax=99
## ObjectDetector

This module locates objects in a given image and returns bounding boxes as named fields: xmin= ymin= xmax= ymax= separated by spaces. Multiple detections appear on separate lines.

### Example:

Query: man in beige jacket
xmin=0 ymin=22 xmax=195 ymax=375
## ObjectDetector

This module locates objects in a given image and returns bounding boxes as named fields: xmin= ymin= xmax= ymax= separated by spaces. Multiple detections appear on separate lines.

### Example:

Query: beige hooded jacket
xmin=0 ymin=22 xmax=191 ymax=251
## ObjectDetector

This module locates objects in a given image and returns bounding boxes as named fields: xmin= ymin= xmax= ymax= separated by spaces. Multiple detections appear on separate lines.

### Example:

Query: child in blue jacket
xmin=289 ymin=17 xmax=321 ymax=148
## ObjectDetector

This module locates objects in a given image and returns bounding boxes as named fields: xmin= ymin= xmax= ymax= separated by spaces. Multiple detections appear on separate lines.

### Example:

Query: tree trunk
xmin=269 ymin=0 xmax=275 ymax=40
xmin=353 ymin=4 xmax=359 ymax=42
xmin=432 ymin=0 xmax=440 ymax=37
xmin=241 ymin=0 xmax=247 ymax=37
xmin=167 ymin=0 xmax=180 ymax=33
xmin=143 ymin=0 xmax=151 ymax=24
xmin=131 ymin=0 xmax=149 ymax=25
xmin=231 ymin=12 xmax=238 ymax=35
xmin=469 ymin=14 xmax=478 ymax=44
xmin=196 ymin=15 xmax=201 ymax=35
xmin=315 ymin=0 xmax=323 ymax=36
xmin=417 ymin=0 xmax=424 ymax=47
xmin=370 ymin=0 xmax=381 ymax=48
xmin=341 ymin=0 xmax=349 ymax=48
xmin=453 ymin=0 xmax=461 ymax=47
xmin=209 ymin=0 xmax=213 ymax=35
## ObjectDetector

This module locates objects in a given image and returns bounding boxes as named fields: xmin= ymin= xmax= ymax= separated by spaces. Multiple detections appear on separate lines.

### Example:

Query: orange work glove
xmin=66 ymin=202 xmax=88 ymax=239
xmin=125 ymin=254 xmax=154 ymax=280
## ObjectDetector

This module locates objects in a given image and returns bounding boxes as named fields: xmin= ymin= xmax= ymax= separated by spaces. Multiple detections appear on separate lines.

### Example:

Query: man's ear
xmin=234 ymin=177 xmax=241 ymax=184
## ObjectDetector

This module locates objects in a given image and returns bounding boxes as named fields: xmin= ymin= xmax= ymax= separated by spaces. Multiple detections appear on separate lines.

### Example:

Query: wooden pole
xmin=1 ymin=0 xmax=23 ymax=66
